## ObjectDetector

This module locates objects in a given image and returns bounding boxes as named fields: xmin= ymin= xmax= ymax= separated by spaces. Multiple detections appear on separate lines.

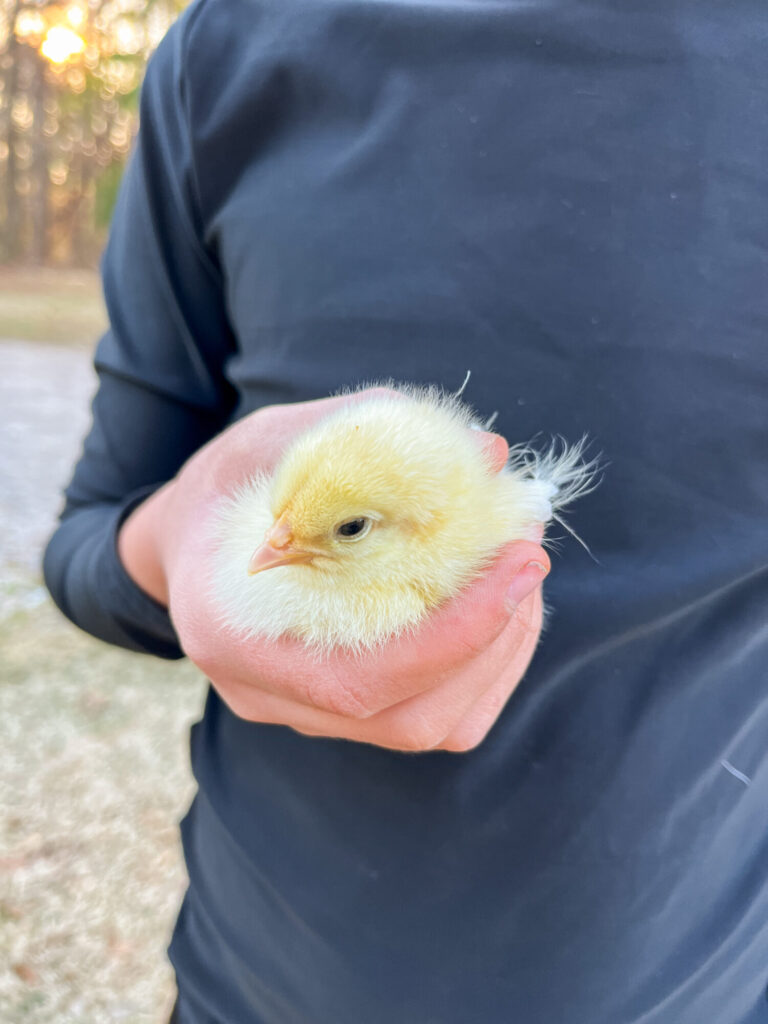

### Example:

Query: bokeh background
xmin=0 ymin=3 xmax=210 ymax=1020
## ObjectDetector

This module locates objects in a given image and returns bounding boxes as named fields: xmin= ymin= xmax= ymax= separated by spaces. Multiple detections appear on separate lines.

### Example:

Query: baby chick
xmin=212 ymin=385 xmax=597 ymax=652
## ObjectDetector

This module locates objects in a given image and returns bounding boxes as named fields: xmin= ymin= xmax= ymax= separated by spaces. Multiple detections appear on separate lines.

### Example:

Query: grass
xmin=0 ymin=596 xmax=208 ymax=1023
xmin=0 ymin=267 xmax=107 ymax=347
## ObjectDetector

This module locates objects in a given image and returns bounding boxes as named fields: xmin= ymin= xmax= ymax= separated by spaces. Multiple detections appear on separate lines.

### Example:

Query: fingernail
xmin=505 ymin=561 xmax=549 ymax=610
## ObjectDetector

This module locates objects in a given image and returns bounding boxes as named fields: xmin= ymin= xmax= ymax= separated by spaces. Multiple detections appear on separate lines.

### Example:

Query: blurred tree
xmin=0 ymin=0 xmax=188 ymax=266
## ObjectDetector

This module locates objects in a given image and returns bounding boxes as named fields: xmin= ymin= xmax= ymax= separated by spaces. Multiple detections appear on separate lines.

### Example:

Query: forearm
xmin=43 ymin=493 xmax=183 ymax=659
xmin=42 ymin=19 xmax=235 ymax=658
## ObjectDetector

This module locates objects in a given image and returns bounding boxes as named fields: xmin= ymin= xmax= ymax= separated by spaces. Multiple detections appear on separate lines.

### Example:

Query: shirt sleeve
xmin=43 ymin=7 xmax=238 ymax=659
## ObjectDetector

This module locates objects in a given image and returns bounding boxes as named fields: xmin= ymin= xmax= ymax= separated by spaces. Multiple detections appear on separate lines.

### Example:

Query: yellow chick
xmin=211 ymin=385 xmax=597 ymax=652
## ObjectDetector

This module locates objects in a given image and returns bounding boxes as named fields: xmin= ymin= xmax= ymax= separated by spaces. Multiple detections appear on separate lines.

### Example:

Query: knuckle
xmin=393 ymin=719 xmax=448 ymax=753
xmin=450 ymin=606 xmax=510 ymax=663
xmin=219 ymin=686 xmax=272 ymax=725
xmin=220 ymin=690 xmax=249 ymax=721
xmin=441 ymin=721 xmax=491 ymax=753
xmin=453 ymin=629 xmax=493 ymax=662
xmin=292 ymin=724 xmax=325 ymax=738
xmin=508 ymin=600 xmax=542 ymax=641
xmin=180 ymin=635 xmax=214 ymax=674
xmin=305 ymin=671 xmax=372 ymax=719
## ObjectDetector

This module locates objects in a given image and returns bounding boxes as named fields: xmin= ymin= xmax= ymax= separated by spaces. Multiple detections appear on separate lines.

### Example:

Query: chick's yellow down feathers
xmin=212 ymin=385 xmax=597 ymax=652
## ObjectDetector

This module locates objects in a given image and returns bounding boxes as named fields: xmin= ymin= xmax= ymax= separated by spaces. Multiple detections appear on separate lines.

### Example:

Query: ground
xmin=0 ymin=269 xmax=207 ymax=1023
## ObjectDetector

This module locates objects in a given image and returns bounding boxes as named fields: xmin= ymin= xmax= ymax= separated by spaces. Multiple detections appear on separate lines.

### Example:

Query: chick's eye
xmin=335 ymin=517 xmax=371 ymax=540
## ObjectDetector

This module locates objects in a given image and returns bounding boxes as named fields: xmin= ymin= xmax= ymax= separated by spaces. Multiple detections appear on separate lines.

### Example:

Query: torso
xmin=169 ymin=1 xmax=768 ymax=1020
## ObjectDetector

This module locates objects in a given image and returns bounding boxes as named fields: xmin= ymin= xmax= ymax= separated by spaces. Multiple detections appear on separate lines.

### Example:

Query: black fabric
xmin=44 ymin=0 xmax=768 ymax=1021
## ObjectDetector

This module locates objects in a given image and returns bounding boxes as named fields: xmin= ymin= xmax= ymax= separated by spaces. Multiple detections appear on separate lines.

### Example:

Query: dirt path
xmin=0 ymin=340 xmax=205 ymax=1023
xmin=0 ymin=339 xmax=96 ymax=615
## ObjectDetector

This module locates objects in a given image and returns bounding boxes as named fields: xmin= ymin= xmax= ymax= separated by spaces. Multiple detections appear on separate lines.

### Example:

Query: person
xmin=44 ymin=0 xmax=768 ymax=1020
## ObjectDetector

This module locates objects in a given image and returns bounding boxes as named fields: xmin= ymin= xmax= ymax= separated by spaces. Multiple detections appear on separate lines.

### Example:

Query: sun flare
xmin=41 ymin=25 xmax=86 ymax=64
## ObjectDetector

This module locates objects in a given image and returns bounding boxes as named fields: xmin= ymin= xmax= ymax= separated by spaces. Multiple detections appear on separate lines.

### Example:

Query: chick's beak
xmin=248 ymin=515 xmax=316 ymax=575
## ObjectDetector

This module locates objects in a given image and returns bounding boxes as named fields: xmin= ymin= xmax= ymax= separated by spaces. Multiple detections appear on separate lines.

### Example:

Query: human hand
xmin=118 ymin=391 xmax=549 ymax=752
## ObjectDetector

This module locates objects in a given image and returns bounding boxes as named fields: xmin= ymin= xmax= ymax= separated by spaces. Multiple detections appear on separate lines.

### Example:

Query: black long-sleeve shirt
xmin=44 ymin=1 xmax=768 ymax=1021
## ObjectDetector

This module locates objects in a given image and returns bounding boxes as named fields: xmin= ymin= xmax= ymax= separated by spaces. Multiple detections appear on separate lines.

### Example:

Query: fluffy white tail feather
xmin=510 ymin=436 xmax=602 ymax=558
xmin=515 ymin=436 xmax=601 ymax=510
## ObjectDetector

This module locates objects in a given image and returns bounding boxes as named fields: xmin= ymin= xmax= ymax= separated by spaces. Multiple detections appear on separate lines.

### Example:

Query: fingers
xmin=436 ymin=586 xmax=543 ymax=752
xmin=345 ymin=539 xmax=548 ymax=710
xmin=211 ymin=583 xmax=544 ymax=752
xmin=214 ymin=539 xmax=550 ymax=719
xmin=361 ymin=589 xmax=542 ymax=750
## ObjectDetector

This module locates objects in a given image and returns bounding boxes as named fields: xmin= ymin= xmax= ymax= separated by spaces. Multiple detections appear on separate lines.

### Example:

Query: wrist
xmin=117 ymin=483 xmax=174 ymax=606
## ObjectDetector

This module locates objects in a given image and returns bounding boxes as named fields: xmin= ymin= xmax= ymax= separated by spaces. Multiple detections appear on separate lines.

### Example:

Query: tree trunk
xmin=1 ymin=1 xmax=22 ymax=261
xmin=29 ymin=51 xmax=48 ymax=264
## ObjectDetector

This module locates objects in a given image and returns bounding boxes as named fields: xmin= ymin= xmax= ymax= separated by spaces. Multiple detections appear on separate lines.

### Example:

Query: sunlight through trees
xmin=1 ymin=0 xmax=188 ymax=265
